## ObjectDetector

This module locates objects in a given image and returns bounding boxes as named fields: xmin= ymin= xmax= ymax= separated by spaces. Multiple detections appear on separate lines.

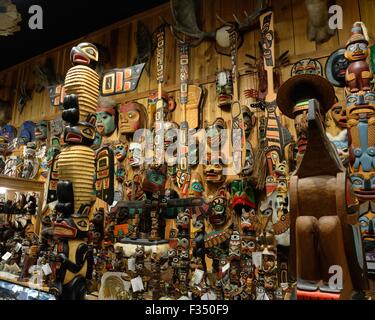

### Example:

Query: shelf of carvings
xmin=0 ymin=174 xmax=45 ymax=232
xmin=0 ymin=271 xmax=50 ymax=293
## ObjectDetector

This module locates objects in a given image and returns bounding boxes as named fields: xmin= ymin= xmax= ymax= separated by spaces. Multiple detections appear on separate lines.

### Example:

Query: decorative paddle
xmin=230 ymin=29 xmax=246 ymax=175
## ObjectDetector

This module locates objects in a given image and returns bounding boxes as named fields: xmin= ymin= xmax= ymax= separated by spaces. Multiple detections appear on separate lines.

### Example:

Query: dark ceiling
xmin=0 ymin=0 xmax=169 ymax=71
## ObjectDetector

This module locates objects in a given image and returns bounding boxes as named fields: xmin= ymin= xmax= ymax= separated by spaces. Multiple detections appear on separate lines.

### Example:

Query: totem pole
xmin=345 ymin=22 xmax=375 ymax=278
xmin=278 ymin=73 xmax=368 ymax=299
xmin=49 ymin=42 xmax=98 ymax=300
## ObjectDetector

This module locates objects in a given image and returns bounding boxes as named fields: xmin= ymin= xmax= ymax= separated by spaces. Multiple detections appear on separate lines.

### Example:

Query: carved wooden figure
xmin=50 ymin=42 xmax=99 ymax=300
xmin=286 ymin=99 xmax=367 ymax=300
xmin=345 ymin=22 xmax=372 ymax=93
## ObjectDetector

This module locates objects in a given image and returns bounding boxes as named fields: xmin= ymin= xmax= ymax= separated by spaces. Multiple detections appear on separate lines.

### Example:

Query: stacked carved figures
xmin=345 ymin=23 xmax=375 ymax=280
xmin=278 ymin=73 xmax=368 ymax=300
xmin=50 ymin=43 xmax=98 ymax=300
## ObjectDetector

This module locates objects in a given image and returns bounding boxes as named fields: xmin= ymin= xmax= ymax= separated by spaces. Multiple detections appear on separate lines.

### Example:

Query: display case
xmin=0 ymin=275 xmax=55 ymax=300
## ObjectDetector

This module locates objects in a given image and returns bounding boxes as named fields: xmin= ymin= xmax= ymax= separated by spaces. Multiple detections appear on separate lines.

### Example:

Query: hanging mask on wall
xmin=208 ymin=186 xmax=228 ymax=227
xmin=96 ymin=97 xmax=117 ymax=137
xmin=216 ymin=70 xmax=233 ymax=109
xmin=325 ymin=48 xmax=349 ymax=87
xmin=203 ymin=152 xmax=226 ymax=184
xmin=119 ymin=101 xmax=147 ymax=135
xmin=18 ymin=121 xmax=36 ymax=145
xmin=142 ymin=164 xmax=167 ymax=194
xmin=1 ymin=124 xmax=17 ymax=143
xmin=291 ymin=58 xmax=322 ymax=76
xmin=205 ymin=118 xmax=227 ymax=149
xmin=128 ymin=142 xmax=142 ymax=167
xmin=113 ymin=142 xmax=127 ymax=162
xmin=35 ymin=120 xmax=48 ymax=142
xmin=230 ymin=180 xmax=256 ymax=215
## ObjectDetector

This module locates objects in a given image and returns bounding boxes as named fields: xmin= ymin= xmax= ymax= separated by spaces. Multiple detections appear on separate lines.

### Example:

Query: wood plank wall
xmin=0 ymin=0 xmax=370 ymax=130
xmin=0 ymin=0 xmax=372 ymax=249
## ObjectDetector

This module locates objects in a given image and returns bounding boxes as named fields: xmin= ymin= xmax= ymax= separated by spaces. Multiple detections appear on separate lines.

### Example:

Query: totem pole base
xmin=297 ymin=289 xmax=340 ymax=300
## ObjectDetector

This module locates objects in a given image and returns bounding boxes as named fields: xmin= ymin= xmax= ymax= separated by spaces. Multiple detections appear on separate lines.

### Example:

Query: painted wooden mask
xmin=35 ymin=120 xmax=48 ymax=141
xmin=203 ymin=152 xmax=226 ymax=184
xmin=291 ymin=58 xmax=322 ymax=76
xmin=142 ymin=164 xmax=167 ymax=194
xmin=205 ymin=118 xmax=227 ymax=149
xmin=113 ymin=142 xmax=127 ymax=162
xmin=18 ymin=121 xmax=36 ymax=145
xmin=325 ymin=48 xmax=349 ymax=87
xmin=216 ymin=70 xmax=233 ymax=108
xmin=208 ymin=186 xmax=227 ymax=227
xmin=96 ymin=97 xmax=117 ymax=137
xmin=330 ymin=101 xmax=347 ymax=129
xmin=119 ymin=102 xmax=147 ymax=135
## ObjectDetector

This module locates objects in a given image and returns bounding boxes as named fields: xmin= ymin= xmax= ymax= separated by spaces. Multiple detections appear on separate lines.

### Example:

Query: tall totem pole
xmin=345 ymin=22 xmax=375 ymax=278
xmin=50 ymin=43 xmax=99 ymax=299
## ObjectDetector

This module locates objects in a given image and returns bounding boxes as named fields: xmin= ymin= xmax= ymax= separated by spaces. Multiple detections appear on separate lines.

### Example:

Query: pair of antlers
xmin=163 ymin=0 xmax=269 ymax=47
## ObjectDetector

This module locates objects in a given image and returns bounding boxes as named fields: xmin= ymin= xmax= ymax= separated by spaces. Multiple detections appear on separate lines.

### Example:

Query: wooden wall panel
xmin=0 ymin=0 xmax=369 ymax=132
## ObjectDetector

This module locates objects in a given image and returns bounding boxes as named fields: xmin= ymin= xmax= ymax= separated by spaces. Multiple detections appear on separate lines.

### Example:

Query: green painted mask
xmin=96 ymin=111 xmax=116 ymax=136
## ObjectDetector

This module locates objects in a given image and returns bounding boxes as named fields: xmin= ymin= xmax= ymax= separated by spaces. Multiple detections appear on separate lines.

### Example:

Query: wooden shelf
xmin=0 ymin=175 xmax=45 ymax=233
xmin=0 ymin=271 xmax=50 ymax=293
xmin=0 ymin=175 xmax=45 ymax=193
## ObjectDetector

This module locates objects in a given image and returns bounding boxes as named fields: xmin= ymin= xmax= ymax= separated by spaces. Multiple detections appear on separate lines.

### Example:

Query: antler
xmin=162 ymin=0 xmax=215 ymax=46
xmin=234 ymin=0 xmax=269 ymax=31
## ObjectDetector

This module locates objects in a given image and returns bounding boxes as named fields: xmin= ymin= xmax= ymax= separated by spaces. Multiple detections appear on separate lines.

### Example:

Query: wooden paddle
xmin=230 ymin=30 xmax=246 ymax=175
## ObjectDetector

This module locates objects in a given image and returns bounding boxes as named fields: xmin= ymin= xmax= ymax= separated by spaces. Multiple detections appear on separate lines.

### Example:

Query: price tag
xmin=42 ymin=263 xmax=52 ymax=276
xmin=15 ymin=243 xmax=22 ymax=252
xmin=208 ymin=291 xmax=217 ymax=300
xmin=252 ymin=252 xmax=262 ymax=268
xmin=192 ymin=269 xmax=204 ymax=285
xmin=131 ymin=276 xmax=144 ymax=292
xmin=2 ymin=252 xmax=12 ymax=261
xmin=128 ymin=258 xmax=136 ymax=271
xmin=222 ymin=262 xmax=230 ymax=273
xmin=256 ymin=292 xmax=269 ymax=300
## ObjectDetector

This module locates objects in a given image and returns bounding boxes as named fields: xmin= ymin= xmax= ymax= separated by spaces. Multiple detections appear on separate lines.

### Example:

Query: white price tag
xmin=222 ymin=262 xmax=230 ymax=273
xmin=42 ymin=263 xmax=52 ymax=276
xmin=201 ymin=293 xmax=209 ymax=300
xmin=256 ymin=293 xmax=269 ymax=300
xmin=201 ymin=291 xmax=217 ymax=300
xmin=15 ymin=243 xmax=22 ymax=252
xmin=2 ymin=252 xmax=12 ymax=261
xmin=208 ymin=291 xmax=217 ymax=300
xmin=252 ymin=252 xmax=262 ymax=268
xmin=131 ymin=276 xmax=144 ymax=292
xmin=192 ymin=269 xmax=204 ymax=285
xmin=128 ymin=258 xmax=136 ymax=271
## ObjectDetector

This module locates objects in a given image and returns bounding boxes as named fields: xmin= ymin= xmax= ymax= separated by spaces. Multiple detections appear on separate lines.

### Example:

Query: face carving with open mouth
xmin=330 ymin=101 xmax=347 ymax=129
xmin=70 ymin=42 xmax=99 ymax=69
xmin=203 ymin=152 xmax=226 ymax=184
xmin=113 ymin=143 xmax=127 ymax=162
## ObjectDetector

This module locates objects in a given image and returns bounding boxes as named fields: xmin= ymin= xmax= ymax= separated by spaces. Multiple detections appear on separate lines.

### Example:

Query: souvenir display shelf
xmin=0 ymin=0 xmax=374 ymax=301
xmin=0 ymin=175 xmax=44 ymax=230
xmin=0 ymin=274 xmax=54 ymax=300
